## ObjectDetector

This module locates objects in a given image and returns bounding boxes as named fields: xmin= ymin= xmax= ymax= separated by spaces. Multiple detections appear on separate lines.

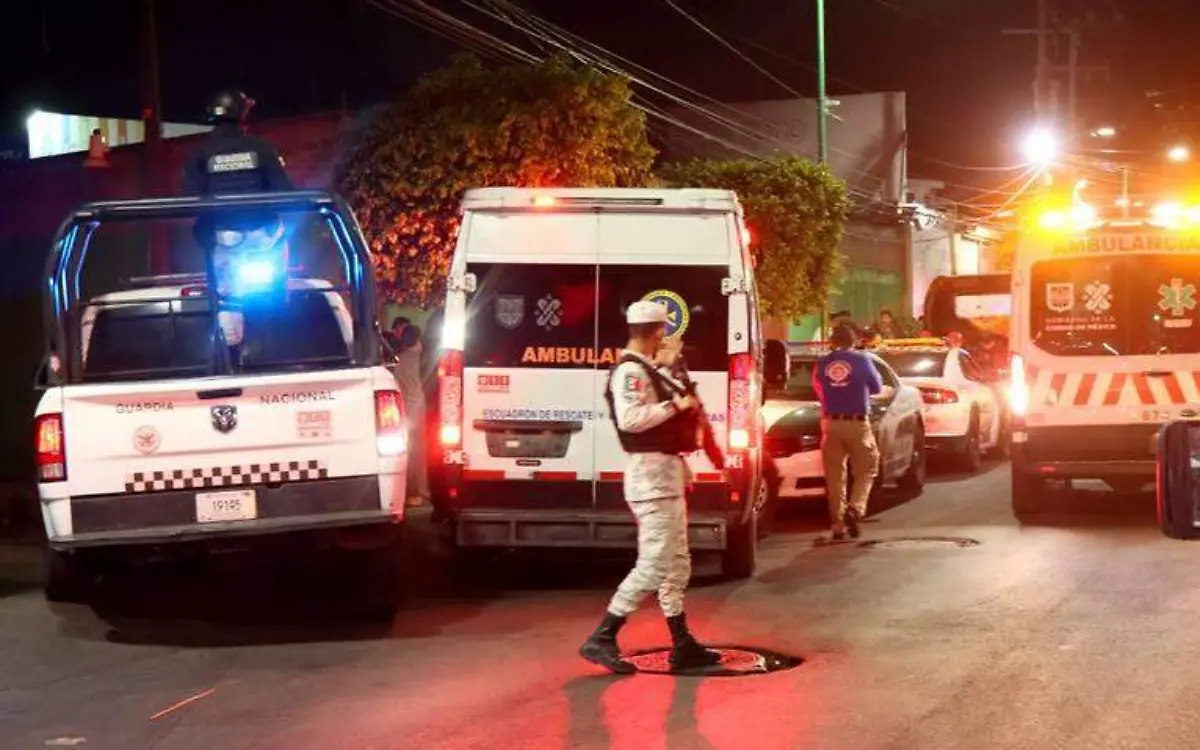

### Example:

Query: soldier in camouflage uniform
xmin=578 ymin=300 xmax=721 ymax=674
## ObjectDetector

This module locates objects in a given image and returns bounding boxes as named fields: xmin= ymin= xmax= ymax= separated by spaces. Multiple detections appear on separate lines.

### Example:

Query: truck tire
xmin=44 ymin=549 xmax=93 ymax=604
xmin=1011 ymin=465 xmax=1045 ymax=520
xmin=722 ymin=512 xmax=758 ymax=580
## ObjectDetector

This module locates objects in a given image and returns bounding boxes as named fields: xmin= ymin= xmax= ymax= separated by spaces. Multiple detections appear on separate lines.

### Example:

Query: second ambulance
xmin=1010 ymin=199 xmax=1200 ymax=515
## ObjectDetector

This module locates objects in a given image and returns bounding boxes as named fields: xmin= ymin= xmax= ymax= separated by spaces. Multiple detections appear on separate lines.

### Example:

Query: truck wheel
xmin=44 ymin=549 xmax=94 ymax=604
xmin=898 ymin=426 xmax=927 ymax=492
xmin=722 ymin=513 xmax=758 ymax=580
xmin=958 ymin=413 xmax=983 ymax=473
xmin=1011 ymin=465 xmax=1045 ymax=520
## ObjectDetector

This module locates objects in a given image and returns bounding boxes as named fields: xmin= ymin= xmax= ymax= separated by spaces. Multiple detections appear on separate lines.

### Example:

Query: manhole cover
xmin=625 ymin=646 xmax=803 ymax=676
xmin=858 ymin=536 xmax=980 ymax=549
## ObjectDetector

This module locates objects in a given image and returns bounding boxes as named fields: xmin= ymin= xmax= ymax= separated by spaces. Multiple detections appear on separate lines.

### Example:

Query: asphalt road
xmin=2 ymin=463 xmax=1198 ymax=750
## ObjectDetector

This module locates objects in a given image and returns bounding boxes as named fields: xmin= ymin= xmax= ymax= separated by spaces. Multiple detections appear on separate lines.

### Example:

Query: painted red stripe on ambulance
xmin=1103 ymin=373 xmax=1127 ymax=406
xmin=533 ymin=471 xmax=577 ymax=481
xmin=1048 ymin=373 xmax=1067 ymax=405
xmin=1163 ymin=373 xmax=1187 ymax=404
xmin=1131 ymin=373 xmax=1155 ymax=405
xmin=1074 ymin=373 xmax=1096 ymax=406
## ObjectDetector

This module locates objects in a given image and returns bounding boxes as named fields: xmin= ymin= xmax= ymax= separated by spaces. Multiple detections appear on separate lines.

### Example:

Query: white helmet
xmin=626 ymin=300 xmax=670 ymax=325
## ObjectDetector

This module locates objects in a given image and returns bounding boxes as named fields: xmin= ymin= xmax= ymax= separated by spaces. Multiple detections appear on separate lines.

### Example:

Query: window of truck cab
xmin=1030 ymin=255 xmax=1200 ymax=356
xmin=68 ymin=211 xmax=356 ymax=383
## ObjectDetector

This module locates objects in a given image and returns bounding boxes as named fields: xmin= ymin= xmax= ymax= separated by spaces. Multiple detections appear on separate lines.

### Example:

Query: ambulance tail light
xmin=728 ymin=353 xmax=754 ymax=452
xmin=374 ymin=390 xmax=407 ymax=456
xmin=439 ymin=350 xmax=464 ymax=448
xmin=1009 ymin=353 xmax=1029 ymax=418
xmin=35 ymin=413 xmax=66 ymax=482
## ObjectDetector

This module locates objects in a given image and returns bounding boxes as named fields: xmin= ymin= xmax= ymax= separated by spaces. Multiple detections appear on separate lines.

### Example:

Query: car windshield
xmin=768 ymin=357 xmax=820 ymax=401
xmin=69 ymin=208 xmax=356 ymax=383
xmin=1031 ymin=254 xmax=1200 ymax=356
xmin=877 ymin=350 xmax=947 ymax=377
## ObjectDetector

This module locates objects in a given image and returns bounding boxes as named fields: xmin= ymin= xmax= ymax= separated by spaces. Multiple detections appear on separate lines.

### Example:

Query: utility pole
xmin=1066 ymin=25 xmax=1080 ymax=137
xmin=947 ymin=203 xmax=959 ymax=276
xmin=140 ymin=0 xmax=168 ymax=273
xmin=1002 ymin=0 xmax=1054 ymax=117
xmin=816 ymin=0 xmax=828 ymax=164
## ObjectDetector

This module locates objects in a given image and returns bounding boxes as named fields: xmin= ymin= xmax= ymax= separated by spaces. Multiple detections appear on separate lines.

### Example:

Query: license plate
xmin=195 ymin=489 xmax=257 ymax=523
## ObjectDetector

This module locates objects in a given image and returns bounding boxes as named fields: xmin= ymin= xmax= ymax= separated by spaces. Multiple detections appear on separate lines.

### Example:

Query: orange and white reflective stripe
xmin=1026 ymin=365 xmax=1200 ymax=407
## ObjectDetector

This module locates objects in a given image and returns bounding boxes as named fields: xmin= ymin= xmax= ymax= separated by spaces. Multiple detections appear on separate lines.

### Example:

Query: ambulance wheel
xmin=755 ymin=461 xmax=779 ymax=539
xmin=44 ymin=549 xmax=94 ymax=604
xmin=1011 ymin=466 xmax=1046 ymax=520
xmin=722 ymin=514 xmax=758 ymax=580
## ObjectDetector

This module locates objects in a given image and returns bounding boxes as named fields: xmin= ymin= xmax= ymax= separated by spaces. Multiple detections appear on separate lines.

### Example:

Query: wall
xmin=660 ymin=92 xmax=908 ymax=203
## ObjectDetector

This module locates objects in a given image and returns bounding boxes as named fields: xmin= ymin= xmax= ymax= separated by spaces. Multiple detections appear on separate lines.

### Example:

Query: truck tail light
xmin=439 ymin=350 xmax=464 ymax=448
xmin=919 ymin=387 xmax=959 ymax=405
xmin=728 ymin=353 xmax=754 ymax=452
xmin=35 ymin=413 xmax=66 ymax=482
xmin=1009 ymin=353 xmax=1029 ymax=418
xmin=374 ymin=390 xmax=407 ymax=456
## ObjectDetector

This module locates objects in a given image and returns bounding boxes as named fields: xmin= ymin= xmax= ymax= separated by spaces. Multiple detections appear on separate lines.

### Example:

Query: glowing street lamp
xmin=1021 ymin=127 xmax=1059 ymax=165
xmin=1091 ymin=126 xmax=1116 ymax=138
xmin=1168 ymin=144 xmax=1191 ymax=163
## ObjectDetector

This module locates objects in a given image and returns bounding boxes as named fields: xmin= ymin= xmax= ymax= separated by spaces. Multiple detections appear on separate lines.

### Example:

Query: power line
xmin=659 ymin=0 xmax=805 ymax=99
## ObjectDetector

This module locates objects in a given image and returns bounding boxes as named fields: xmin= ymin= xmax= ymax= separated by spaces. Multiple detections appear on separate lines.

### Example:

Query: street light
xmin=1092 ymin=126 xmax=1116 ymax=138
xmin=1021 ymin=127 xmax=1059 ymax=165
xmin=1168 ymin=144 xmax=1190 ymax=163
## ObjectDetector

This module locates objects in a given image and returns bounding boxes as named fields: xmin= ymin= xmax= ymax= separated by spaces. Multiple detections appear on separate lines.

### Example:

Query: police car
xmin=34 ymin=192 xmax=407 ymax=602
xmin=434 ymin=188 xmax=775 ymax=578
xmin=762 ymin=343 xmax=926 ymax=504
xmin=873 ymin=339 xmax=1004 ymax=472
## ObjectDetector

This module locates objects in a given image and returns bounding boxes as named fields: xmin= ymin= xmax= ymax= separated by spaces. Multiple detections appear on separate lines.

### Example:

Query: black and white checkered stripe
xmin=125 ymin=460 xmax=328 ymax=494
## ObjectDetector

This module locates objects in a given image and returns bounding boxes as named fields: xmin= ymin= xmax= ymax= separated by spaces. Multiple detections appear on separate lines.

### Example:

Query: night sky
xmin=3 ymin=0 xmax=1200 ymax=188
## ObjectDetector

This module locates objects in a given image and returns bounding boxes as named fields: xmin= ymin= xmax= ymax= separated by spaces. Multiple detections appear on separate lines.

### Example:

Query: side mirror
xmin=763 ymin=339 xmax=789 ymax=389
xmin=1159 ymin=420 xmax=1200 ymax=539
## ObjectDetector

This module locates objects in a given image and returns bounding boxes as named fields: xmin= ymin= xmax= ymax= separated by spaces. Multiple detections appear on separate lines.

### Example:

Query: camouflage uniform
xmin=607 ymin=351 xmax=693 ymax=618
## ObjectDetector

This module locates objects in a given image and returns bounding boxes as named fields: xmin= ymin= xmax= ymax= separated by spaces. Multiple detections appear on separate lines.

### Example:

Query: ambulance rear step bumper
xmin=1017 ymin=460 xmax=1155 ymax=478
xmin=455 ymin=509 xmax=728 ymax=550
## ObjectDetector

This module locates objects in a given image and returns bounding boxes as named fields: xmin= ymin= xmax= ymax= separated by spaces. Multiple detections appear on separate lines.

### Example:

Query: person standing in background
xmin=393 ymin=324 xmax=429 ymax=504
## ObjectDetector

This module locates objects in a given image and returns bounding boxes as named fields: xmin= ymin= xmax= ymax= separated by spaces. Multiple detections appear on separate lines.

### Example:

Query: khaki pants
xmin=608 ymin=497 xmax=690 ymax=618
xmin=821 ymin=418 xmax=880 ymax=530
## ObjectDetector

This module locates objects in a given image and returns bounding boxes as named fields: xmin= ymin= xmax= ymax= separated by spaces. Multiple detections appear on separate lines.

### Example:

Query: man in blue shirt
xmin=813 ymin=325 xmax=883 ymax=540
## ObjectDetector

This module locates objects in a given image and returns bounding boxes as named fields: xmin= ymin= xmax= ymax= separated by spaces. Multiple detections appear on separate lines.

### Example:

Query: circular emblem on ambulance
xmin=133 ymin=425 xmax=161 ymax=455
xmin=641 ymin=289 xmax=690 ymax=338
xmin=824 ymin=360 xmax=852 ymax=385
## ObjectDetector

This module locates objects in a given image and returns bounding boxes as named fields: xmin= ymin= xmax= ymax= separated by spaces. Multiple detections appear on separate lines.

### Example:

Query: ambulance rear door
xmin=458 ymin=210 xmax=602 ymax=508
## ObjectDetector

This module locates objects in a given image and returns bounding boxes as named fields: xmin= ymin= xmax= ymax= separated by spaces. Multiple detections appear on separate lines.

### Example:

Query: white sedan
xmin=873 ymin=343 xmax=1004 ymax=472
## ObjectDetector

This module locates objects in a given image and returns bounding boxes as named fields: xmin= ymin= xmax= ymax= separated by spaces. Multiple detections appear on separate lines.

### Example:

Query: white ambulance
xmin=435 ymin=188 xmax=773 ymax=578
xmin=1009 ymin=203 xmax=1200 ymax=515
xmin=35 ymin=192 xmax=408 ymax=601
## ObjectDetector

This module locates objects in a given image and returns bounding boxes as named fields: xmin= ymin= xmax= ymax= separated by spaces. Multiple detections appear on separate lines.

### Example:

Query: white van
xmin=1009 ymin=209 xmax=1200 ymax=514
xmin=435 ymin=188 xmax=770 ymax=577
xmin=35 ymin=192 xmax=408 ymax=601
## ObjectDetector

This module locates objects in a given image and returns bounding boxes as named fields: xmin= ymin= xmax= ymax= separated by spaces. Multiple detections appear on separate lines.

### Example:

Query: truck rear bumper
xmin=455 ymin=508 xmax=729 ymax=550
xmin=47 ymin=475 xmax=400 ymax=549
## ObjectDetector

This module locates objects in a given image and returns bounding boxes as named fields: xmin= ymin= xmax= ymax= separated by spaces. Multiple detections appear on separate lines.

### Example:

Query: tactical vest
xmin=604 ymin=354 xmax=700 ymax=454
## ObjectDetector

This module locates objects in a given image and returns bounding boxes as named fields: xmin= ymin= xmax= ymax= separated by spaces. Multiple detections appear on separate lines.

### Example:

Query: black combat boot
xmin=666 ymin=613 xmax=722 ymax=670
xmin=579 ymin=612 xmax=636 ymax=674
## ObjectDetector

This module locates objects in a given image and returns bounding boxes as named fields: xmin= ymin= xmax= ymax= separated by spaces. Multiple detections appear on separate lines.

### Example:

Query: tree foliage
xmin=659 ymin=157 xmax=851 ymax=321
xmin=338 ymin=55 xmax=656 ymax=306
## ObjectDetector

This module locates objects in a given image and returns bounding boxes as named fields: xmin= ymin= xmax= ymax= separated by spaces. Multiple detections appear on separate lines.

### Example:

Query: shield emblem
xmin=495 ymin=295 xmax=525 ymax=330
xmin=1046 ymin=282 xmax=1075 ymax=313
xmin=211 ymin=405 xmax=238 ymax=434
